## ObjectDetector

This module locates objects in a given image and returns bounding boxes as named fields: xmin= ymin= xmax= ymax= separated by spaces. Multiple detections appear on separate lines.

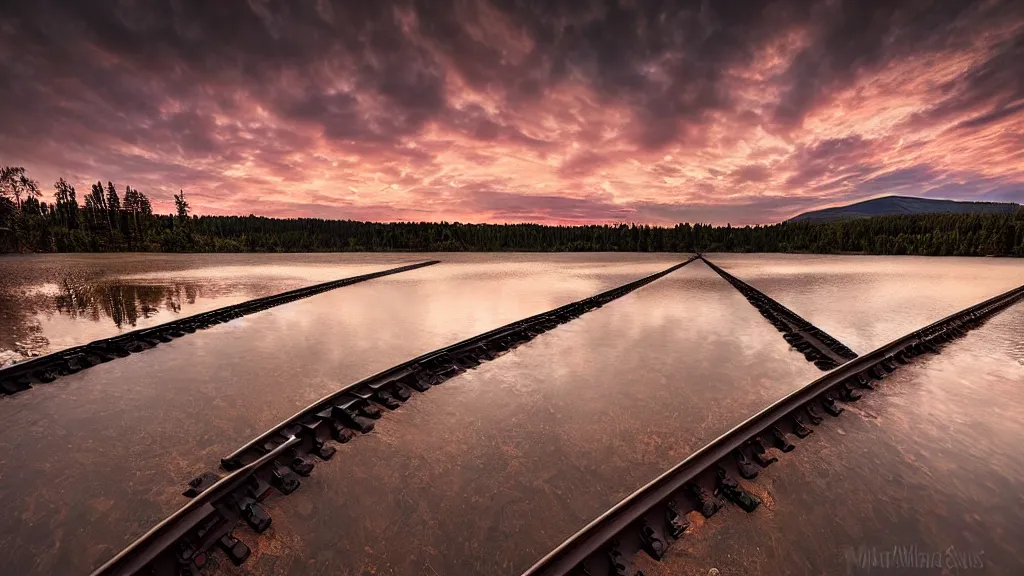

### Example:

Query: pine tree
xmin=53 ymin=178 xmax=79 ymax=229
xmin=87 ymin=181 xmax=108 ymax=227
xmin=174 ymin=190 xmax=190 ymax=226
xmin=106 ymin=181 xmax=121 ymax=231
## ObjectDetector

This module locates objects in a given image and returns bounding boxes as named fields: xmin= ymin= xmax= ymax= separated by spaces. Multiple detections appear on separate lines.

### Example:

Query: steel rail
xmin=91 ymin=257 xmax=698 ymax=576
xmin=88 ymin=437 xmax=300 ymax=576
xmin=217 ymin=256 xmax=698 ymax=471
xmin=521 ymin=281 xmax=1024 ymax=576
xmin=700 ymin=254 xmax=858 ymax=370
xmin=0 ymin=260 xmax=439 ymax=395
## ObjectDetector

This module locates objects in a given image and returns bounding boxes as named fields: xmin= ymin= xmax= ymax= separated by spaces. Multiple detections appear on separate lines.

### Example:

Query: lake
xmin=0 ymin=253 xmax=1021 ymax=575
xmin=0 ymin=253 xmax=422 ymax=365
xmin=644 ymin=297 xmax=1024 ymax=576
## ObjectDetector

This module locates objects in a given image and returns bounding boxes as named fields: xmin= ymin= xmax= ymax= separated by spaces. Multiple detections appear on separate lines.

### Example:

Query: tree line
xmin=1 ymin=165 xmax=193 ymax=252
xmin=2 ymin=165 xmax=1023 ymax=255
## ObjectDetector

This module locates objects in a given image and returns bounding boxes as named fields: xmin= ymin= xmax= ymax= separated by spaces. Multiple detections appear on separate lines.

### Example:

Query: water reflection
xmin=0 ymin=255 xmax=678 ymax=576
xmin=53 ymin=275 xmax=202 ymax=328
xmin=231 ymin=261 xmax=823 ymax=576
xmin=0 ymin=289 xmax=49 ymax=366
xmin=0 ymin=254 xmax=676 ymax=366
xmin=0 ymin=302 xmax=46 ymax=368
xmin=651 ymin=303 xmax=1024 ymax=576
xmin=707 ymin=253 xmax=1024 ymax=352
xmin=0 ymin=276 xmax=214 ymax=365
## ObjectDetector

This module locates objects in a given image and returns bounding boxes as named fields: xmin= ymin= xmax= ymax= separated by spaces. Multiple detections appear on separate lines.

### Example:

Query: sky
xmin=0 ymin=0 xmax=1022 ymax=225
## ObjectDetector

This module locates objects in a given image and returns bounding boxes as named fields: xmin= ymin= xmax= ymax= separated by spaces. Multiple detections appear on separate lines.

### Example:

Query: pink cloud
xmin=0 ymin=0 xmax=1021 ymax=225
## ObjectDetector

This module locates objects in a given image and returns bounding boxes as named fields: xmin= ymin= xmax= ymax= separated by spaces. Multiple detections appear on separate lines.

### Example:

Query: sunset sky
xmin=0 ymin=0 xmax=1021 ymax=225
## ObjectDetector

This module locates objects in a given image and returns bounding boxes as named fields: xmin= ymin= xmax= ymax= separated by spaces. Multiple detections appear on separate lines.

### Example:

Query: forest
xmin=2 ymin=166 xmax=1023 ymax=256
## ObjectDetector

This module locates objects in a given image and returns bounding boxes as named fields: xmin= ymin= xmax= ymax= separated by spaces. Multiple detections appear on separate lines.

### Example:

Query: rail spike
xmin=716 ymin=468 xmax=761 ymax=513
xmin=638 ymin=516 xmax=668 ymax=560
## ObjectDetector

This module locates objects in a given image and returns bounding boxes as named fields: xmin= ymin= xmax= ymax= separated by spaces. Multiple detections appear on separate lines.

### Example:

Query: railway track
xmin=88 ymin=257 xmax=698 ymax=576
xmin=521 ymin=281 xmax=1024 ymax=576
xmin=700 ymin=255 xmax=858 ymax=370
xmin=0 ymin=260 xmax=439 ymax=396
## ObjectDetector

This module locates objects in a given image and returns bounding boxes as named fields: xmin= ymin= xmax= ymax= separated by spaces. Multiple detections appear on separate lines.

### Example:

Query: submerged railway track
xmin=522 ymin=281 xmax=1024 ymax=576
xmin=23 ymin=256 xmax=1021 ymax=576
xmin=700 ymin=255 xmax=858 ymax=370
xmin=0 ymin=260 xmax=439 ymax=396
xmin=89 ymin=257 xmax=699 ymax=576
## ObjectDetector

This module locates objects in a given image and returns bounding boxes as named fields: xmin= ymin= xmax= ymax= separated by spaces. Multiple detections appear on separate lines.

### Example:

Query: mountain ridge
xmin=788 ymin=195 xmax=1019 ymax=223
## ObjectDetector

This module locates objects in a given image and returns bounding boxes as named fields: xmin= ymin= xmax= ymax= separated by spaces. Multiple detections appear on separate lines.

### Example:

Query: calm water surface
xmin=0 ymin=254 xmax=681 ymax=575
xmin=214 ymin=259 xmax=822 ymax=576
xmin=708 ymin=253 xmax=1024 ymax=352
xmin=5 ymin=253 xmax=1020 ymax=365
xmin=0 ymin=253 xmax=421 ymax=365
xmin=0 ymin=253 xmax=1021 ymax=575
xmin=647 ymin=301 xmax=1024 ymax=576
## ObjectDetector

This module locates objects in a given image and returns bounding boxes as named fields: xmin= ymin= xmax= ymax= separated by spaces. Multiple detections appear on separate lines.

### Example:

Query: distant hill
xmin=788 ymin=195 xmax=1019 ymax=223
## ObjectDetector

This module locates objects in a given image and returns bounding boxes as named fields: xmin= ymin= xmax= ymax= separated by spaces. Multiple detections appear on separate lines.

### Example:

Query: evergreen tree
xmin=53 ymin=178 xmax=79 ymax=229
xmin=3 ymin=165 xmax=1024 ymax=256
xmin=86 ymin=181 xmax=108 ymax=227
xmin=106 ymin=181 xmax=121 ymax=231
xmin=174 ymin=190 xmax=190 ymax=223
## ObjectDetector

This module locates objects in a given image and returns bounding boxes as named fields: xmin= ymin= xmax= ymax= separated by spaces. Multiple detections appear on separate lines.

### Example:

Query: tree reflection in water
xmin=0 ymin=277 xmax=207 ymax=366
xmin=0 ymin=289 xmax=47 ymax=366
xmin=54 ymin=275 xmax=202 ymax=329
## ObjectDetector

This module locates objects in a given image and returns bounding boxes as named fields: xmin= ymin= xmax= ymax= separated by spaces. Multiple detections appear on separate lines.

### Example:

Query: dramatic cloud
xmin=0 ymin=0 xmax=1022 ymax=224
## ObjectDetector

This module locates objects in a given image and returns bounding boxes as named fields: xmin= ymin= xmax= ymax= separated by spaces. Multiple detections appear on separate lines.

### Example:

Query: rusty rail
xmin=521 ymin=281 xmax=1024 ymax=576
xmin=90 ymin=257 xmax=698 ymax=576
xmin=0 ymin=260 xmax=439 ymax=396
xmin=700 ymin=254 xmax=857 ymax=370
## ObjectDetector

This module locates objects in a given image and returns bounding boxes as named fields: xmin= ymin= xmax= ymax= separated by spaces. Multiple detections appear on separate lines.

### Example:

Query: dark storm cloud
xmin=479 ymin=0 xmax=787 ymax=149
xmin=772 ymin=0 xmax=1022 ymax=128
xmin=0 ymin=0 xmax=1022 ymax=222
xmin=938 ymin=32 xmax=1024 ymax=130
xmin=1 ymin=0 xmax=447 ymax=147
xmin=1 ymin=0 xmax=782 ymax=153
